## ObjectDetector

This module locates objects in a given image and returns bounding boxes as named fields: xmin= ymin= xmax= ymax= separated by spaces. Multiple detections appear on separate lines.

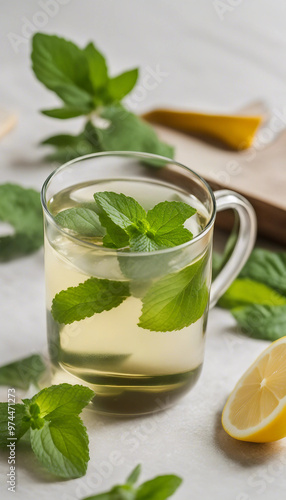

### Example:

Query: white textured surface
xmin=1 ymin=1 xmax=286 ymax=499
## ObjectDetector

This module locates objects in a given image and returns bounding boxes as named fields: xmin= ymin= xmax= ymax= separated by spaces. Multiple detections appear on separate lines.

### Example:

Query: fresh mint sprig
xmin=93 ymin=191 xmax=196 ymax=251
xmin=55 ymin=191 xmax=196 ymax=251
xmin=0 ymin=384 xmax=94 ymax=478
xmin=31 ymin=34 xmax=173 ymax=162
xmin=81 ymin=464 xmax=182 ymax=500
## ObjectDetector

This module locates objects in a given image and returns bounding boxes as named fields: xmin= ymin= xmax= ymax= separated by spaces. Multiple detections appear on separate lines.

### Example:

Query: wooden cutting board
xmin=154 ymin=124 xmax=286 ymax=246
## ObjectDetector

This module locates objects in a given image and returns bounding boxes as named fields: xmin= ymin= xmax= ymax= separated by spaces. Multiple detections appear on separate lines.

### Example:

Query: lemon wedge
xmin=222 ymin=337 xmax=286 ymax=442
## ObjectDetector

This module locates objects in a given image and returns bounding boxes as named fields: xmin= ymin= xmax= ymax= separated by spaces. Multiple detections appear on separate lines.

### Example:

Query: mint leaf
xmin=30 ymin=414 xmax=89 ymax=478
xmin=240 ymin=249 xmax=286 ymax=295
xmin=81 ymin=466 xmax=182 ymax=500
xmin=27 ymin=384 xmax=94 ymax=420
xmin=94 ymin=192 xmax=146 ymax=233
xmin=218 ymin=279 xmax=286 ymax=309
xmin=52 ymin=277 xmax=130 ymax=324
xmin=233 ymin=305 xmax=286 ymax=341
xmin=0 ymin=403 xmax=30 ymax=446
xmin=0 ymin=184 xmax=43 ymax=261
xmin=0 ymin=354 xmax=46 ymax=390
xmin=41 ymin=107 xmax=88 ymax=119
xmin=98 ymin=105 xmax=174 ymax=159
xmin=147 ymin=201 xmax=196 ymax=236
xmin=129 ymin=232 xmax=162 ymax=252
xmin=93 ymin=193 xmax=196 ymax=252
xmin=127 ymin=464 xmax=141 ymax=485
xmin=107 ymin=68 xmax=139 ymax=100
xmin=136 ymin=475 xmax=182 ymax=500
xmin=42 ymin=121 xmax=102 ymax=162
xmin=84 ymin=42 xmax=108 ymax=93
xmin=139 ymin=255 xmax=209 ymax=331
xmin=55 ymin=208 xmax=105 ymax=237
xmin=130 ymin=201 xmax=195 ymax=251
xmin=31 ymin=33 xmax=93 ymax=108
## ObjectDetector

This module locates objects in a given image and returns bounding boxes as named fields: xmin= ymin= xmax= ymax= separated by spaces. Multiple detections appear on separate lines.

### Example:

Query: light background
xmin=1 ymin=1 xmax=286 ymax=499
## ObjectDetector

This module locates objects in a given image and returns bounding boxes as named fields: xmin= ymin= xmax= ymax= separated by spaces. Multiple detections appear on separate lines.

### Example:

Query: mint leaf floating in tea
xmin=93 ymin=192 xmax=196 ymax=251
xmin=52 ymin=277 xmax=130 ymax=325
xmin=139 ymin=255 xmax=209 ymax=332
xmin=81 ymin=464 xmax=182 ymax=500
xmin=32 ymin=33 xmax=173 ymax=162
xmin=0 ymin=183 xmax=43 ymax=261
xmin=94 ymin=191 xmax=146 ymax=233
xmin=0 ymin=383 xmax=94 ymax=478
xmin=55 ymin=208 xmax=105 ymax=237
xmin=135 ymin=200 xmax=196 ymax=250
xmin=240 ymin=249 xmax=286 ymax=295
xmin=233 ymin=305 xmax=286 ymax=341
xmin=218 ymin=279 xmax=286 ymax=310
xmin=0 ymin=354 xmax=46 ymax=390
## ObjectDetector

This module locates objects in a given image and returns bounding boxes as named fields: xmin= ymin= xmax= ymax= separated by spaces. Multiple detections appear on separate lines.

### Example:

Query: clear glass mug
xmin=41 ymin=151 xmax=256 ymax=416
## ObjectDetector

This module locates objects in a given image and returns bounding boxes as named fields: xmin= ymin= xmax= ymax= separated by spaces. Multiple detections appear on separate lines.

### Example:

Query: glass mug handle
xmin=209 ymin=189 xmax=257 ymax=309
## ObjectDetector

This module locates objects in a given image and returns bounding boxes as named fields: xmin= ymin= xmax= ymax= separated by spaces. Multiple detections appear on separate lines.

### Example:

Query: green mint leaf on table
xmin=218 ymin=279 xmax=286 ymax=309
xmin=1 ymin=383 xmax=94 ymax=478
xmin=127 ymin=464 xmax=142 ymax=485
xmin=0 ymin=403 xmax=30 ymax=446
xmin=55 ymin=208 xmax=105 ymax=237
xmin=27 ymin=383 xmax=94 ymax=420
xmin=139 ymin=254 xmax=209 ymax=332
xmin=94 ymin=192 xmax=196 ymax=251
xmin=81 ymin=465 xmax=182 ymax=500
xmin=52 ymin=277 xmax=130 ymax=325
xmin=240 ymin=249 xmax=286 ymax=295
xmin=30 ymin=414 xmax=89 ymax=479
xmin=136 ymin=475 xmax=183 ymax=500
xmin=0 ymin=184 xmax=43 ymax=261
xmin=0 ymin=354 xmax=46 ymax=390
xmin=233 ymin=305 xmax=286 ymax=341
